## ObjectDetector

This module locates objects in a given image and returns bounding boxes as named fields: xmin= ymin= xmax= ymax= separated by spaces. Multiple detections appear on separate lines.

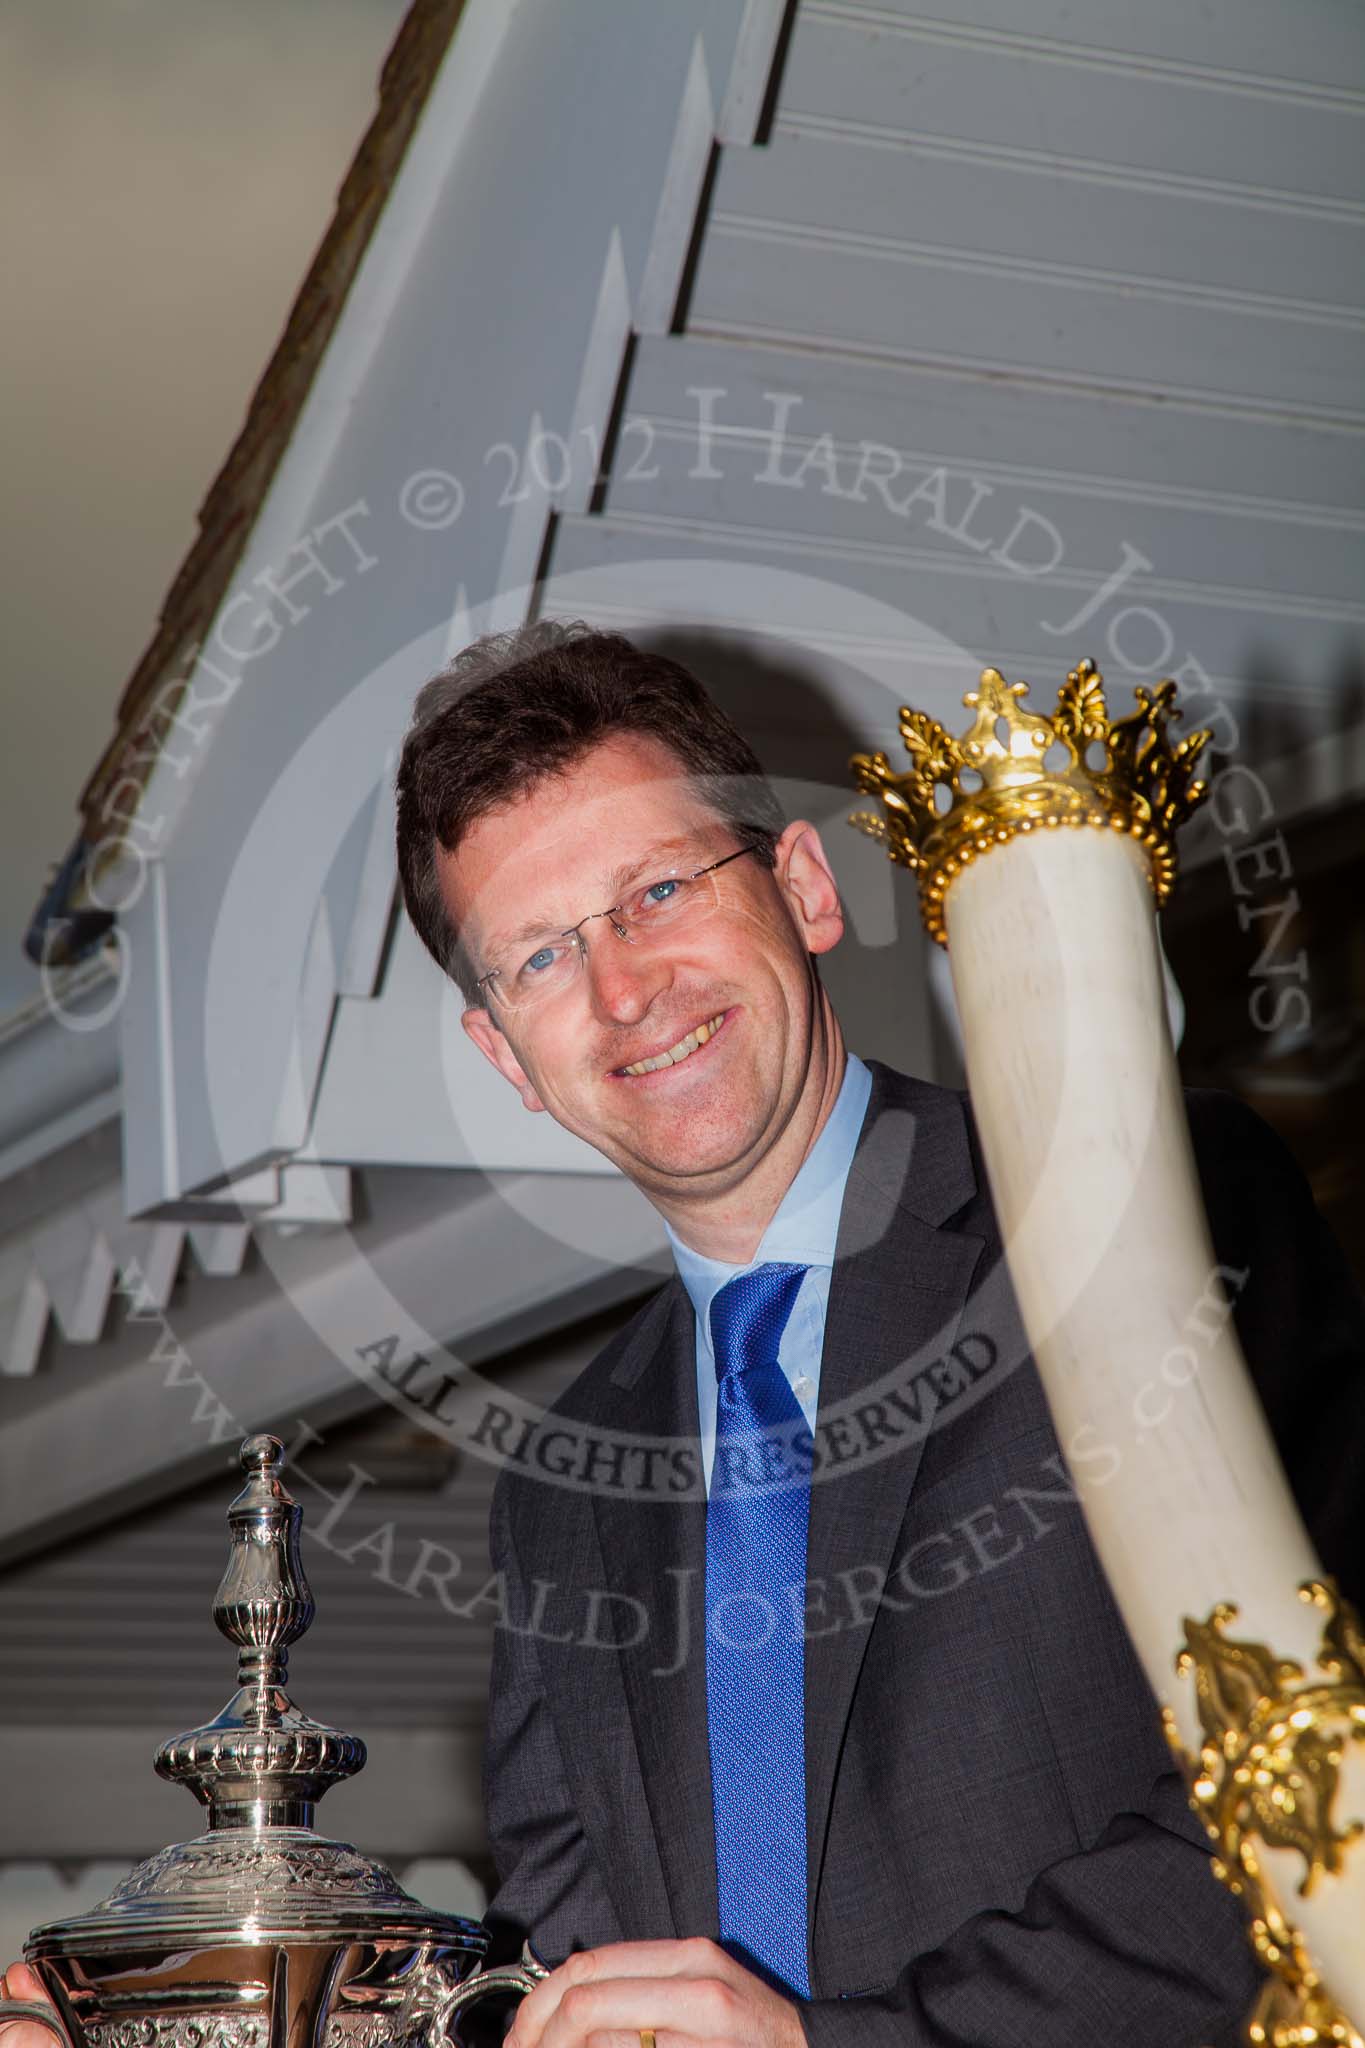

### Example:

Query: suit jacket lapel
xmin=590 ymin=1282 xmax=720 ymax=1939
xmin=803 ymin=1066 xmax=984 ymax=1933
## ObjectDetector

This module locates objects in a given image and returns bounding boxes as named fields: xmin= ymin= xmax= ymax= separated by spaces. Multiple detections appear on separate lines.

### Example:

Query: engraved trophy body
xmin=0 ymin=1438 xmax=544 ymax=2048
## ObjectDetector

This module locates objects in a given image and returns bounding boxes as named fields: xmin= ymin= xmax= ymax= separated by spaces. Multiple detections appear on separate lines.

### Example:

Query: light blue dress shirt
xmin=665 ymin=1053 xmax=873 ymax=1490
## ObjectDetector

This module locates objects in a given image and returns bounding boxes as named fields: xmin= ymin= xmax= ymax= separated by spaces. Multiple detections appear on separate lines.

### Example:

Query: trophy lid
xmin=25 ymin=1436 xmax=484 ymax=1959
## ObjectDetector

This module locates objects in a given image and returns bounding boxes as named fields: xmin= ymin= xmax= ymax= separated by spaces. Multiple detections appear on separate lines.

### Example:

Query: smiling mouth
xmin=614 ymin=1011 xmax=728 ymax=1078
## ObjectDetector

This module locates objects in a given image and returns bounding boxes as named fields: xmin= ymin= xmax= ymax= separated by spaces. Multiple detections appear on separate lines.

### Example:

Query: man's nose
xmin=581 ymin=923 xmax=671 ymax=1023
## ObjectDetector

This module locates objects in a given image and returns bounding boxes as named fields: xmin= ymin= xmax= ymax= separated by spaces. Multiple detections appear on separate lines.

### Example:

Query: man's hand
xmin=507 ymin=1940 xmax=806 ymax=2048
xmin=0 ymin=1964 xmax=64 ymax=2048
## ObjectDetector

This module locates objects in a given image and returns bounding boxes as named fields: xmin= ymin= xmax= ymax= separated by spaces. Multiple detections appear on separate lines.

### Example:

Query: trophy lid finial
xmin=240 ymin=1431 xmax=284 ymax=1477
xmin=20 ymin=1434 xmax=482 ymax=1955
xmin=155 ymin=1434 xmax=365 ymax=1830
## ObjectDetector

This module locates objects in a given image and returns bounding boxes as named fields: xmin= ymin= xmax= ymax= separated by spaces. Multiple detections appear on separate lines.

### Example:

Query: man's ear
xmin=773 ymin=820 xmax=844 ymax=957
xmin=461 ymin=1006 xmax=547 ymax=1113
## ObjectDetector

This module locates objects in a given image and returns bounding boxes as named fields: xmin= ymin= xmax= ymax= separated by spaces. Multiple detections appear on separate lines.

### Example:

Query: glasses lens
xmin=621 ymin=868 xmax=718 ymax=936
xmin=488 ymin=936 xmax=580 ymax=1011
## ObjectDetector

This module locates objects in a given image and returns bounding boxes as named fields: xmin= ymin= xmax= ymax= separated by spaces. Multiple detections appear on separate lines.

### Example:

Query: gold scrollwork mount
xmin=1164 ymin=1579 xmax=1365 ymax=2048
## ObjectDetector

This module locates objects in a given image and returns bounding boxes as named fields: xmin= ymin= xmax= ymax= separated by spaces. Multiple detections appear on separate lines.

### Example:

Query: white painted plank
xmin=27 ymin=1206 xmax=113 ymax=1346
xmin=800 ymin=2 xmax=1365 ymax=112
xmin=782 ymin=15 xmax=1365 ymax=208
xmin=625 ymin=333 xmax=1365 ymax=513
xmin=688 ymin=223 xmax=1365 ymax=420
xmin=711 ymin=129 xmax=1365 ymax=312
xmin=85 ymin=1186 xmax=185 ymax=1310
xmin=0 ymin=1247 xmax=48 ymax=1379
xmin=718 ymin=0 xmax=791 ymax=144
xmin=186 ymin=1222 xmax=251 ymax=1276
xmin=546 ymin=513 xmax=1359 ymax=721
xmin=266 ymin=1163 xmax=354 ymax=1227
xmin=336 ymin=771 xmax=400 ymax=999
xmin=599 ymin=405 xmax=1365 ymax=610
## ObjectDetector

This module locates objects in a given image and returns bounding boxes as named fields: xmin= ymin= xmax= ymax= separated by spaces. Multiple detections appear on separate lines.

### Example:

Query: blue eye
xmin=643 ymin=879 xmax=680 ymax=905
xmin=523 ymin=946 xmax=558 ymax=975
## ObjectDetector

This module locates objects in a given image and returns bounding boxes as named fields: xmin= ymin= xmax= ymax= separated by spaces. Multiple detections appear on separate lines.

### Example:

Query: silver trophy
xmin=0 ymin=1436 xmax=546 ymax=2048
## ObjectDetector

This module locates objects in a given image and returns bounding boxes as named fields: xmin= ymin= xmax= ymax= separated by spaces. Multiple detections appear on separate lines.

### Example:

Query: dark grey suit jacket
xmin=482 ymin=1062 xmax=1365 ymax=2047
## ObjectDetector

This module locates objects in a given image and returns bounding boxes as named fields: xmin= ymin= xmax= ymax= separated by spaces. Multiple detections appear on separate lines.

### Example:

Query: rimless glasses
xmin=473 ymin=845 xmax=759 ymax=1013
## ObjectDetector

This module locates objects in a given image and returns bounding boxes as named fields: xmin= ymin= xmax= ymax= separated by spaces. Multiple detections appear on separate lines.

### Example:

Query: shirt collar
xmin=666 ymin=1053 xmax=872 ymax=1321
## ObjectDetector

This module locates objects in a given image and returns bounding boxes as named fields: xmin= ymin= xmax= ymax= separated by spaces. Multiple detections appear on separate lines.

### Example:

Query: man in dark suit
xmin=388 ymin=621 xmax=1363 ymax=2048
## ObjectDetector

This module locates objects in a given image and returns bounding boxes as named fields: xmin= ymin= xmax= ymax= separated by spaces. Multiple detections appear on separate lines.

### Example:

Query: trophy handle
xmin=0 ymin=2004 xmax=70 ymax=2045
xmin=400 ymin=1943 xmax=550 ymax=2048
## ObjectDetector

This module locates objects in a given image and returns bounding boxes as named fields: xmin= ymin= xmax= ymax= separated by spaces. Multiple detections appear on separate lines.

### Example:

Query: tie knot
xmin=709 ymin=1262 xmax=808 ymax=1384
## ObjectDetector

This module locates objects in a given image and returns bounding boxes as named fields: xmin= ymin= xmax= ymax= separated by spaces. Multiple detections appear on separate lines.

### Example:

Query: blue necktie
xmin=705 ymin=1262 xmax=812 ymax=1997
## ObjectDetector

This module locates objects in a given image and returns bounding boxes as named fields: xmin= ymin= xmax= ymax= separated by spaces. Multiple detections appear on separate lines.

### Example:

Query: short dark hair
xmin=395 ymin=621 xmax=786 ymax=1001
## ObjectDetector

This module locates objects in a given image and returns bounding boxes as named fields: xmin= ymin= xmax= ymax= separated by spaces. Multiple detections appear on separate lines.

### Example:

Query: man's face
xmin=441 ymin=734 xmax=843 ymax=1204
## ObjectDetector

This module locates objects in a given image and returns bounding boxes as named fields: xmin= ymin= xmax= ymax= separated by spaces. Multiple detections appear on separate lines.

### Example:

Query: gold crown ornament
xmin=849 ymin=658 xmax=1213 ymax=945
